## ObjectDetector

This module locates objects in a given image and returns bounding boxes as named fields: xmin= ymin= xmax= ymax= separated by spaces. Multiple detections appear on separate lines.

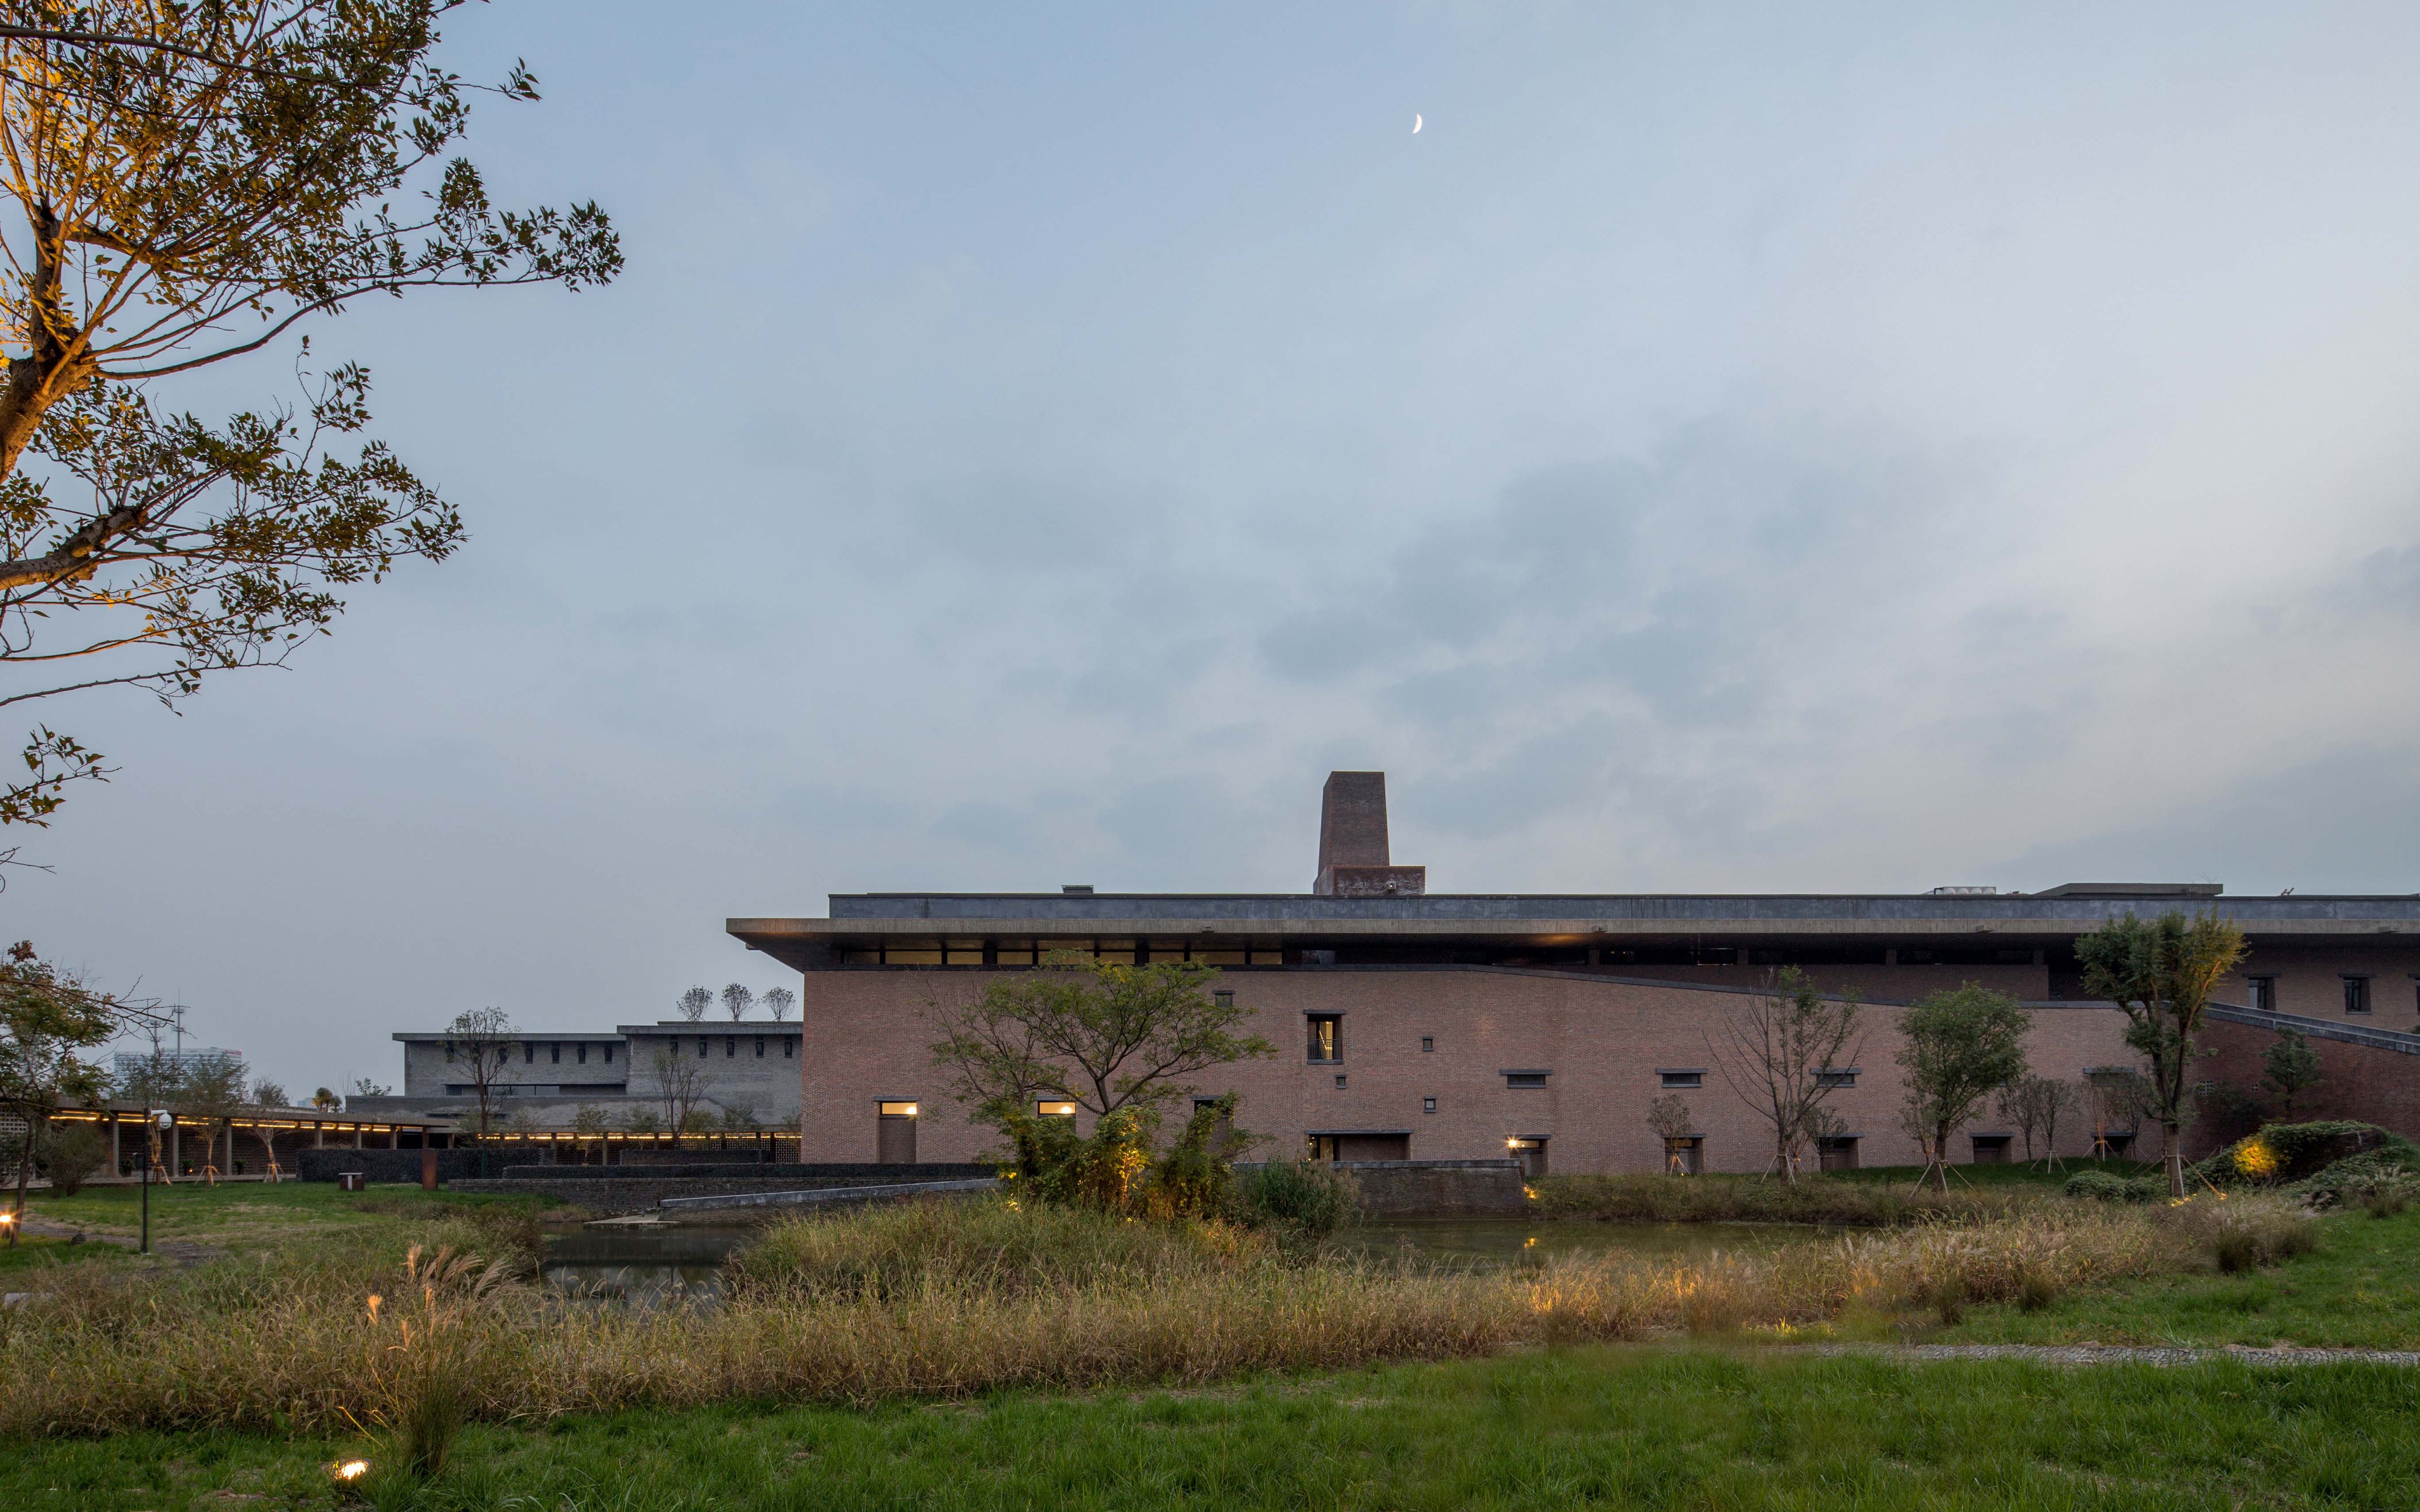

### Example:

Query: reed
xmin=0 ymin=1195 xmax=2294 ymax=1441
xmin=1529 ymin=1172 xmax=2040 ymax=1226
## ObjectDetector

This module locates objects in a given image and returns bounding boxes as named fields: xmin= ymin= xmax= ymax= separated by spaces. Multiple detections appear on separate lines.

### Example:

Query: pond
xmin=541 ymin=1215 xmax=1843 ymax=1303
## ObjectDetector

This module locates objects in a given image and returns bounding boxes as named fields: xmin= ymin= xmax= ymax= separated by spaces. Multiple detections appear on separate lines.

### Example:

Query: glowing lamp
xmin=329 ymin=1458 xmax=371 ymax=1482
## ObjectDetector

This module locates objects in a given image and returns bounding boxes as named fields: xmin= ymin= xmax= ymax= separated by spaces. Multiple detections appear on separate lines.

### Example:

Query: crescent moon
xmin=1413 ymin=114 xmax=1423 ymax=134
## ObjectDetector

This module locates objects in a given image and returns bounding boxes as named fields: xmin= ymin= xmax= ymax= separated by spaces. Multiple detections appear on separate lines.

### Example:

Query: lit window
xmin=877 ymin=1101 xmax=919 ymax=1118
xmin=1307 ymin=1014 xmax=1343 ymax=1063
xmin=1035 ymin=1100 xmax=1076 ymax=1118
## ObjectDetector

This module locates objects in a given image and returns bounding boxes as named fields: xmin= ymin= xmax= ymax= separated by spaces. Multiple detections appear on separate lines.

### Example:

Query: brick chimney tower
xmin=1313 ymin=771 xmax=1427 ymax=897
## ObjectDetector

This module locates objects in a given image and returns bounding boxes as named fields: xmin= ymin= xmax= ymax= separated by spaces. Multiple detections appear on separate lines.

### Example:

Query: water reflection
xmin=541 ymin=1224 xmax=758 ymax=1306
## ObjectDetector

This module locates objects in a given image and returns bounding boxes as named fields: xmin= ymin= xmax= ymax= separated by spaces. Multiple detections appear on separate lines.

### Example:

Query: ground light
xmin=328 ymin=1458 xmax=371 ymax=1483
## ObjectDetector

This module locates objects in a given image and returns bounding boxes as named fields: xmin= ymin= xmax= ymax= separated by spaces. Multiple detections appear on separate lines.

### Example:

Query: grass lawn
xmin=16 ymin=1179 xmax=573 ymax=1255
xmin=1944 ymin=1202 xmax=2420 ymax=1351
xmin=2 ymin=1346 xmax=2410 ymax=1511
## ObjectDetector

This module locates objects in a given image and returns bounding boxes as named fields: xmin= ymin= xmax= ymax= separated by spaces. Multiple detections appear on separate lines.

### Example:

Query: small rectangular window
xmin=877 ymin=1100 xmax=920 ymax=1118
xmin=1035 ymin=1100 xmax=1076 ymax=1117
xmin=1307 ymin=1014 xmax=1342 ymax=1063
xmin=1504 ymin=1071 xmax=1548 ymax=1089
xmin=2344 ymin=976 xmax=2373 ymax=1015
xmin=1334 ymin=1073 xmax=1348 ymax=1089
xmin=1422 ymin=1096 xmax=1436 ymax=1114
xmin=2246 ymin=977 xmax=2276 ymax=1012
xmin=1213 ymin=989 xmax=1235 ymax=1008
xmin=726 ymin=1037 xmax=737 ymax=1058
xmin=754 ymin=1036 xmax=765 ymax=1058
xmin=1421 ymin=1036 xmax=1435 ymax=1053
xmin=784 ymin=1038 xmax=795 ymax=1059
xmin=1816 ymin=1068 xmax=1857 ymax=1089
xmin=1659 ymin=1070 xmax=1704 ymax=1090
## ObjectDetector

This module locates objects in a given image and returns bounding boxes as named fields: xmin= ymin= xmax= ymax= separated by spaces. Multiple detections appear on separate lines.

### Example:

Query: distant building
xmin=357 ymin=1022 xmax=803 ymax=1129
xmin=729 ymin=771 xmax=2420 ymax=1173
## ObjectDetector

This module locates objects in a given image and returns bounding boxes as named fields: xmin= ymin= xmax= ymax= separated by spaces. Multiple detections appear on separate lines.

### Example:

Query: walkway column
xmin=169 ymin=1120 xmax=180 ymax=1178
xmin=352 ymin=1122 xmax=362 ymax=1149
xmin=109 ymin=1112 xmax=121 ymax=1174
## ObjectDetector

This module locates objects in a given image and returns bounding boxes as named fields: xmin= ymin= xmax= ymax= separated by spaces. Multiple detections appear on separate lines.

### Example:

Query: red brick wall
xmin=795 ymin=966 xmax=2133 ymax=1174
xmin=2189 ymin=1017 xmax=2420 ymax=1155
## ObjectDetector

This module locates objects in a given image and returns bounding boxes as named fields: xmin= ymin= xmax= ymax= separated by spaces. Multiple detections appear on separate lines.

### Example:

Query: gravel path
xmin=1803 ymin=1342 xmax=2420 ymax=1368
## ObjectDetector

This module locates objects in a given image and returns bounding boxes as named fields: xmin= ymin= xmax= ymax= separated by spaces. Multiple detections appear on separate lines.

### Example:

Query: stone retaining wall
xmin=448 ymin=1167 xmax=993 ymax=1215
xmin=1335 ymin=1159 xmax=1528 ymax=1215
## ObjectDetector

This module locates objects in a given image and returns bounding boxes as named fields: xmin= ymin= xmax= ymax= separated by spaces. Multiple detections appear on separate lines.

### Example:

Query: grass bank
xmin=0 ymin=1191 xmax=2314 ymax=1439
xmin=1527 ymin=1163 xmax=2153 ymax=1226
xmin=17 ymin=1178 xmax=574 ymax=1260
xmin=4 ymin=1347 xmax=2414 ymax=1511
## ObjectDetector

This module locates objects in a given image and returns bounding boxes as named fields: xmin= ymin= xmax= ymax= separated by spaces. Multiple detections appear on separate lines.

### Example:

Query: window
xmin=1307 ymin=1014 xmax=1342 ymax=1063
xmin=1421 ymin=1036 xmax=1434 ymax=1053
xmin=1658 ymin=1070 xmax=1704 ymax=1090
xmin=2246 ymin=977 xmax=2276 ymax=1012
xmin=1035 ymin=1100 xmax=1076 ymax=1117
xmin=602 ymin=1043 xmax=613 ymax=1064
xmin=444 ymin=1040 xmax=454 ymax=1061
xmin=550 ymin=1042 xmax=561 ymax=1064
xmin=2344 ymin=976 xmax=2373 ymax=1015
xmin=524 ymin=1042 xmax=535 ymax=1064
xmin=754 ymin=1036 xmax=765 ymax=1058
xmin=1334 ymin=1073 xmax=1348 ymax=1089
xmin=1422 ymin=1096 xmax=1437 ymax=1114
xmin=1213 ymin=989 xmax=1235 ymax=1008
xmin=877 ymin=1100 xmax=920 ymax=1118
xmin=784 ymin=1038 xmax=795 ymax=1059
xmin=725 ymin=1036 xmax=737 ymax=1058
xmin=577 ymin=1043 xmax=588 ymax=1065
xmin=1816 ymin=1068 xmax=1858 ymax=1089
xmin=1504 ymin=1071 xmax=1548 ymax=1089
xmin=698 ymin=1038 xmax=709 ymax=1058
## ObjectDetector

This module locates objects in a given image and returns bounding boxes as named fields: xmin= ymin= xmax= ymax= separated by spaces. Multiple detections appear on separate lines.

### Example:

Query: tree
xmin=1996 ymin=1072 xmax=2078 ymax=1168
xmin=169 ymin=1051 xmax=245 ymax=1180
xmin=720 ymin=983 xmax=754 ymax=1021
xmin=649 ymin=1043 xmax=711 ymax=1148
xmin=1895 ymin=984 xmax=2031 ymax=1193
xmin=927 ymin=953 xmax=1275 ymax=1127
xmin=2075 ymin=910 xmax=2249 ymax=1197
xmin=0 ymin=941 xmax=120 ymax=1239
xmin=569 ymin=1102 xmax=609 ymax=1165
xmin=763 ymin=985 xmax=795 ymax=1022
xmin=2261 ymin=1027 xmax=2322 ymax=1120
xmin=243 ymin=1077 xmax=289 ymax=1179
xmin=348 ymin=1076 xmax=389 ymax=1099
xmin=310 ymin=1086 xmax=339 ymax=1111
xmin=675 ymin=986 xmax=712 ymax=1023
xmin=1646 ymin=1092 xmax=1696 ymax=1175
xmin=2085 ymin=1068 xmax=2153 ymax=1162
xmin=1710 ymin=967 xmax=1863 ymax=1185
xmin=443 ymin=1005 xmax=512 ymax=1172
xmin=0 ymin=4 xmax=618 ymax=825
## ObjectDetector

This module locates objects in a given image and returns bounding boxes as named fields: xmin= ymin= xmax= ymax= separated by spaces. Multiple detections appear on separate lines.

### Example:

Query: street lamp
xmin=143 ymin=1110 xmax=171 ymax=1255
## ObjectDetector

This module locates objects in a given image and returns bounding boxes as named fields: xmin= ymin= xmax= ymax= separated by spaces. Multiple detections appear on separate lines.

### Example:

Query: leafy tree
xmin=443 ymin=1005 xmax=512 ymax=1168
xmin=169 ymin=1051 xmax=245 ymax=1180
xmin=35 ymin=1120 xmax=103 ymax=1195
xmin=0 ymin=940 xmax=122 ymax=1237
xmin=1896 ymin=984 xmax=2031 ymax=1193
xmin=762 ymin=985 xmax=795 ymax=1022
xmin=310 ymin=1086 xmax=340 ymax=1111
xmin=569 ymin=1102 xmax=609 ymax=1164
xmin=675 ymin=986 xmax=712 ymax=1023
xmin=720 ymin=983 xmax=754 ymax=1021
xmin=622 ymin=1105 xmax=661 ymax=1135
xmin=2076 ymin=910 xmax=2249 ymax=1196
xmin=242 ymin=1077 xmax=289 ymax=1178
xmin=1646 ymin=1092 xmax=1696 ymax=1174
xmin=348 ymin=1076 xmax=389 ymax=1099
xmin=927 ymin=953 xmax=1274 ymax=1127
xmin=1996 ymin=1072 xmax=2078 ymax=1168
xmin=0 ymin=3 xmax=618 ymax=825
xmin=2261 ymin=1028 xmax=2322 ymax=1119
xmin=1710 ymin=967 xmax=1863 ymax=1185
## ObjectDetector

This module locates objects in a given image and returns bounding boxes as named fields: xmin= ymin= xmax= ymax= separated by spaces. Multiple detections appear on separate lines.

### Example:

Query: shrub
xmin=2064 ymin=1169 xmax=2129 ymax=1202
xmin=1238 ymin=1160 xmax=1358 ymax=1244
xmin=2189 ymin=1121 xmax=2415 ymax=1191
xmin=2158 ymin=1193 xmax=2320 ymax=1274
xmin=36 ymin=1125 xmax=106 ymax=1196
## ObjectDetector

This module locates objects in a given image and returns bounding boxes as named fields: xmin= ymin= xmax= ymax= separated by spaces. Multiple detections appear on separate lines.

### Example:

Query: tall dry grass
xmin=0 ymin=1194 xmax=2309 ymax=1440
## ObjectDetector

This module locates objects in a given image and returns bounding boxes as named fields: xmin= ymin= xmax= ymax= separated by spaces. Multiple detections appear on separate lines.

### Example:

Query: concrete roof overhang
xmin=728 ymin=891 xmax=2420 ymax=972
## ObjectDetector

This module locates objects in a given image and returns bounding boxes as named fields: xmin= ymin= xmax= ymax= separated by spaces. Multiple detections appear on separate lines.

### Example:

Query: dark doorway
xmin=1664 ymin=1136 xmax=1703 ymax=1175
xmin=1509 ymin=1136 xmax=1548 ymax=1179
xmin=1818 ymin=1137 xmax=1860 ymax=1172
xmin=1970 ymin=1134 xmax=2011 ymax=1165
xmin=877 ymin=1100 xmax=919 ymax=1164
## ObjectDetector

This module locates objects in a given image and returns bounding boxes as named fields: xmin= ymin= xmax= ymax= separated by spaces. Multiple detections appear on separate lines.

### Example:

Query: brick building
xmin=735 ymin=772 xmax=2420 ymax=1174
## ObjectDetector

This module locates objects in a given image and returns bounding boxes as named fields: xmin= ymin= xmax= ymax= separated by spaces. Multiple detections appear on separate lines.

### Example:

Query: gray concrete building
xmin=355 ymin=1020 xmax=803 ymax=1128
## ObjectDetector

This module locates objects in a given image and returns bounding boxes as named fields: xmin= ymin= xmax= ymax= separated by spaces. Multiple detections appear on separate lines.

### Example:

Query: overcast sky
xmin=11 ymin=3 xmax=2420 ymax=1096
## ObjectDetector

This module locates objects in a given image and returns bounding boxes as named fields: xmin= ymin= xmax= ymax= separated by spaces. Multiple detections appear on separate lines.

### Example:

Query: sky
xmin=9 ymin=2 xmax=2420 ymax=1097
